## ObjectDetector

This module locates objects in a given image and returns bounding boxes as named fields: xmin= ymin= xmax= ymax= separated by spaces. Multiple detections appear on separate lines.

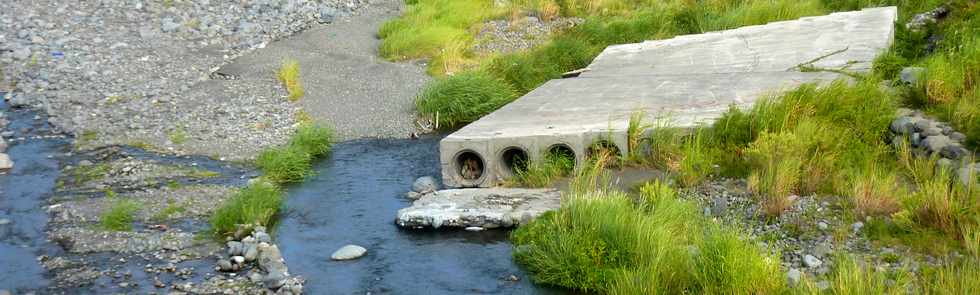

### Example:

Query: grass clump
xmin=255 ymin=123 xmax=334 ymax=185
xmin=209 ymin=181 xmax=283 ymax=237
xmin=513 ymin=183 xmax=783 ymax=293
xmin=415 ymin=71 xmax=518 ymax=129
xmin=152 ymin=200 xmax=187 ymax=221
xmin=511 ymin=147 xmax=575 ymax=187
xmin=100 ymin=194 xmax=141 ymax=232
xmin=799 ymin=254 xmax=912 ymax=295
xmin=277 ymin=59 xmax=304 ymax=101
xmin=167 ymin=126 xmax=188 ymax=144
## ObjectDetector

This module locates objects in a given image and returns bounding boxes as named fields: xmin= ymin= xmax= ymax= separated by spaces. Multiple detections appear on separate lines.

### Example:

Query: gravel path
xmin=0 ymin=0 xmax=376 ymax=161
xmin=219 ymin=0 xmax=430 ymax=141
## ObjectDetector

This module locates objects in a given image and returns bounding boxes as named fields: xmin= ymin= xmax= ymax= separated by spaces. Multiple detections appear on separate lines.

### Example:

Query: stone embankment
xmin=890 ymin=108 xmax=979 ymax=186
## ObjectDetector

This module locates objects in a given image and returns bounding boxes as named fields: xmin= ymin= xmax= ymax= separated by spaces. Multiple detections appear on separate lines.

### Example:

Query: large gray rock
xmin=0 ymin=153 xmax=12 ymax=171
xmin=330 ymin=245 xmax=367 ymax=260
xmin=257 ymin=243 xmax=288 ymax=275
xmin=960 ymin=163 xmax=979 ymax=187
xmin=804 ymin=254 xmax=823 ymax=268
xmin=900 ymin=67 xmax=926 ymax=85
xmin=396 ymin=188 xmax=560 ymax=229
xmin=412 ymin=176 xmax=439 ymax=193
xmin=922 ymin=135 xmax=952 ymax=153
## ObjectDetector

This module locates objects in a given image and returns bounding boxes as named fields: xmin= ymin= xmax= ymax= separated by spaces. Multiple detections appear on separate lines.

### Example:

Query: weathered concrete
xmin=440 ymin=7 xmax=897 ymax=187
xmin=395 ymin=188 xmax=560 ymax=229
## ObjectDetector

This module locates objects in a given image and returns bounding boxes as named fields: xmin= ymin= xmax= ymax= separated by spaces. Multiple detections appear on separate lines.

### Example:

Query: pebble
xmin=816 ymin=221 xmax=828 ymax=231
xmin=231 ymin=255 xmax=245 ymax=265
xmin=852 ymin=222 xmax=864 ymax=233
xmin=0 ymin=153 xmax=13 ymax=171
xmin=465 ymin=226 xmax=485 ymax=232
xmin=803 ymin=254 xmax=823 ymax=268
xmin=331 ymin=245 xmax=367 ymax=260
xmin=227 ymin=241 xmax=244 ymax=256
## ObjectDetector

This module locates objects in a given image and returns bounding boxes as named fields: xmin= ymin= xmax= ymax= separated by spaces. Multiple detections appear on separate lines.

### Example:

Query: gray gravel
xmin=0 ymin=0 xmax=370 ymax=160
xmin=221 ymin=0 xmax=430 ymax=141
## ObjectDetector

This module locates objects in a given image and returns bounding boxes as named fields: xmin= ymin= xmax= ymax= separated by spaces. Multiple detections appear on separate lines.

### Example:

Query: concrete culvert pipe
xmin=454 ymin=150 xmax=485 ymax=186
xmin=499 ymin=147 xmax=530 ymax=176
xmin=587 ymin=140 xmax=621 ymax=158
xmin=546 ymin=144 xmax=576 ymax=167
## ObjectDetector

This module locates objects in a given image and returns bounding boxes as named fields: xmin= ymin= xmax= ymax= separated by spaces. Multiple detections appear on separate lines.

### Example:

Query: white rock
xmin=804 ymin=254 xmax=823 ymax=268
xmin=231 ymin=255 xmax=245 ymax=264
xmin=330 ymin=245 xmax=367 ymax=260
xmin=0 ymin=153 xmax=12 ymax=171
xmin=465 ymin=226 xmax=485 ymax=232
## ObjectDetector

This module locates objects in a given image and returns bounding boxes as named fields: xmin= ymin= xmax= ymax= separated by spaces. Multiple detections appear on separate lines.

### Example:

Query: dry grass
xmin=851 ymin=165 xmax=905 ymax=218
xmin=277 ymin=59 xmax=304 ymax=101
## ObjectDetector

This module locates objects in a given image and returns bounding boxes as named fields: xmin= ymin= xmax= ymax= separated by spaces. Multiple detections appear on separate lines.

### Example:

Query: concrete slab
xmin=441 ymin=7 xmax=897 ymax=188
xmin=395 ymin=188 xmax=560 ymax=229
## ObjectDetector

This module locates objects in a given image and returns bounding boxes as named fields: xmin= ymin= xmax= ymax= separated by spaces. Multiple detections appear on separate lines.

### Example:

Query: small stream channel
xmin=277 ymin=138 xmax=564 ymax=294
xmin=1 ymin=98 xmax=565 ymax=293
xmin=0 ymin=98 xmax=67 ymax=291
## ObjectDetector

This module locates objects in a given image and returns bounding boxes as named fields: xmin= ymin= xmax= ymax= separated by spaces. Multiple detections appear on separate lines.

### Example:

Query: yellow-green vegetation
xmin=510 ymin=148 xmax=575 ymax=187
xmin=209 ymin=181 xmax=283 ymax=237
xmin=152 ymin=199 xmax=187 ymax=221
xmin=415 ymin=71 xmax=517 ymax=129
xmin=167 ymin=126 xmax=188 ymax=144
xmin=187 ymin=168 xmax=220 ymax=178
xmin=73 ymin=163 xmax=111 ymax=184
xmin=210 ymin=123 xmax=334 ymax=237
xmin=512 ymin=178 xmax=783 ymax=293
xmin=389 ymin=0 xmax=980 ymax=292
xmin=277 ymin=59 xmax=304 ymax=101
xmin=256 ymin=123 xmax=334 ymax=184
xmin=100 ymin=193 xmax=141 ymax=231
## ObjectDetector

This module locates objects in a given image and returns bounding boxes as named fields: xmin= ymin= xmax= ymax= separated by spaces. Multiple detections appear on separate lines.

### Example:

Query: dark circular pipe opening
xmin=500 ymin=147 xmax=529 ymax=176
xmin=545 ymin=144 xmax=577 ymax=172
xmin=587 ymin=140 xmax=622 ymax=158
xmin=455 ymin=150 xmax=485 ymax=183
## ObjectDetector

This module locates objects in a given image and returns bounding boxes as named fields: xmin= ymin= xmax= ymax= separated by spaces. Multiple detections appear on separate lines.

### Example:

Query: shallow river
xmin=277 ymin=137 xmax=564 ymax=294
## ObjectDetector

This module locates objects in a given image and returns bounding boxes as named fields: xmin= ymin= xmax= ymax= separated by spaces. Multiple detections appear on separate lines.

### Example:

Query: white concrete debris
xmin=396 ymin=188 xmax=560 ymax=229
xmin=440 ymin=7 xmax=898 ymax=187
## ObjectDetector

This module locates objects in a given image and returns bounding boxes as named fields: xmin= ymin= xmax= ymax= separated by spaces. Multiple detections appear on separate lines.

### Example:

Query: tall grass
xmin=209 ymin=181 xmax=284 ymax=237
xmin=513 ymin=183 xmax=783 ymax=293
xmin=511 ymin=148 xmax=575 ymax=187
xmin=255 ymin=123 xmax=334 ymax=185
xmin=799 ymin=254 xmax=912 ymax=295
xmin=415 ymin=72 xmax=518 ymax=129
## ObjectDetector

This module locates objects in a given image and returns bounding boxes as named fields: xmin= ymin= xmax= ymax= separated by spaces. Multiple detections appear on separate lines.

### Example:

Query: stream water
xmin=0 ymin=97 xmax=564 ymax=293
xmin=277 ymin=138 xmax=564 ymax=294
xmin=0 ymin=98 xmax=68 ymax=291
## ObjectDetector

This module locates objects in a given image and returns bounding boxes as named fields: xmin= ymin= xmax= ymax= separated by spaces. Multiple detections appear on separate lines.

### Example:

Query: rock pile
xmin=218 ymin=226 xmax=304 ymax=294
xmin=889 ymin=108 xmax=978 ymax=186
xmin=906 ymin=5 xmax=949 ymax=31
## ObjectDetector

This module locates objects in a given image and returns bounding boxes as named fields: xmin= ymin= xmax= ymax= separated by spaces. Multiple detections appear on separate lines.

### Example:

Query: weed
xmin=152 ymin=199 xmax=187 ymax=221
xmin=850 ymin=164 xmax=906 ymax=218
xmin=415 ymin=71 xmax=518 ymax=129
xmin=73 ymin=163 xmax=110 ymax=184
xmin=511 ymin=147 xmax=575 ymax=187
xmin=256 ymin=145 xmax=313 ymax=185
xmin=288 ymin=123 xmax=334 ymax=158
xmin=921 ymin=259 xmax=980 ymax=294
xmin=100 ymin=195 xmax=141 ymax=231
xmin=513 ymin=188 xmax=782 ymax=293
xmin=187 ymin=168 xmax=220 ymax=179
xmin=626 ymin=111 xmax=652 ymax=163
xmin=799 ymin=253 xmax=912 ymax=295
xmin=277 ymin=59 xmax=304 ymax=101
xmin=168 ymin=126 xmax=188 ymax=145
xmin=675 ymin=131 xmax=714 ymax=188
xmin=210 ymin=181 xmax=283 ymax=237
xmin=79 ymin=130 xmax=97 ymax=144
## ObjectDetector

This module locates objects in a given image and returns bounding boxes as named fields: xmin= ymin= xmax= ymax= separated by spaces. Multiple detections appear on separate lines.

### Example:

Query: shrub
xmin=210 ymin=181 xmax=284 ymax=237
xmin=415 ymin=71 xmax=518 ymax=129
xmin=675 ymin=131 xmax=714 ymax=187
xmin=277 ymin=59 xmax=304 ymax=101
xmin=256 ymin=145 xmax=313 ymax=184
xmin=100 ymin=196 xmax=141 ymax=231
xmin=746 ymin=131 xmax=803 ymax=216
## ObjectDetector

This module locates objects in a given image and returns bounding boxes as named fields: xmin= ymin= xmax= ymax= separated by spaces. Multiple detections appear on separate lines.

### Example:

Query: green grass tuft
xmin=415 ymin=71 xmax=518 ymax=129
xmin=209 ymin=181 xmax=283 ymax=237
xmin=510 ymin=147 xmax=575 ymax=187
xmin=256 ymin=145 xmax=313 ymax=185
xmin=289 ymin=123 xmax=334 ymax=158
xmin=100 ymin=196 xmax=141 ymax=232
